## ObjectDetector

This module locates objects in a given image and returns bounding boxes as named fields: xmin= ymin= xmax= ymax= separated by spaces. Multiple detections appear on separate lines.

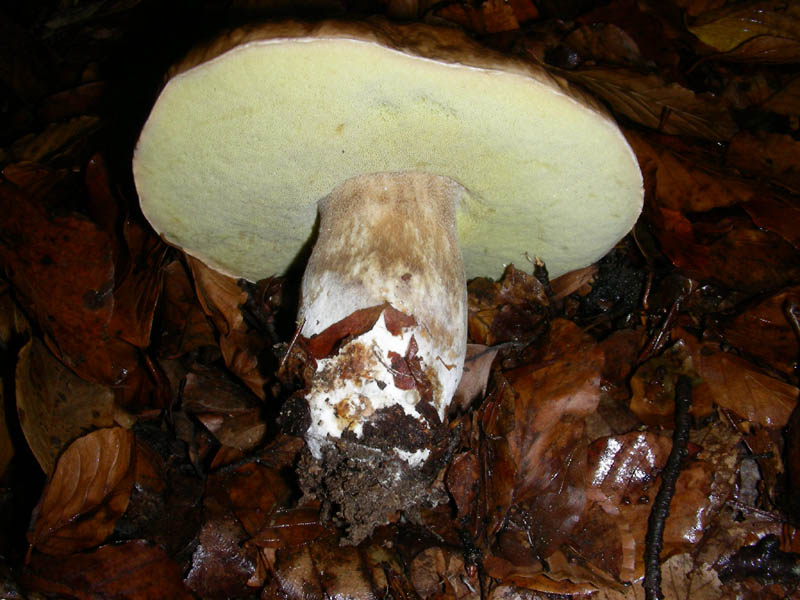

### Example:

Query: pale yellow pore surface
xmin=134 ymin=37 xmax=643 ymax=282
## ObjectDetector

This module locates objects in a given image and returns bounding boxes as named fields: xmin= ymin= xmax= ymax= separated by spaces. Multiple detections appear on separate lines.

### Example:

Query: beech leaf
xmin=188 ymin=255 xmax=269 ymax=398
xmin=23 ymin=540 xmax=193 ymax=600
xmin=15 ymin=338 xmax=117 ymax=474
xmin=28 ymin=427 xmax=135 ymax=555
xmin=689 ymin=1 xmax=800 ymax=54
xmin=561 ymin=67 xmax=738 ymax=141
xmin=0 ymin=170 xmax=140 ymax=385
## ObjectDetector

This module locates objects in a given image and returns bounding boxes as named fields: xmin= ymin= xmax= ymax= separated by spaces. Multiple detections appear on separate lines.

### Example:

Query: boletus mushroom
xmin=133 ymin=19 xmax=643 ymax=543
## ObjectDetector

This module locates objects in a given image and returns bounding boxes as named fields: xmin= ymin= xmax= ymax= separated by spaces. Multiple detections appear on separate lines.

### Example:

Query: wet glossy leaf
xmin=629 ymin=340 xmax=714 ymax=426
xmin=689 ymin=1 xmax=800 ymax=56
xmin=249 ymin=505 xmax=329 ymax=549
xmin=23 ymin=540 xmax=193 ymax=600
xmin=28 ymin=427 xmax=135 ymax=555
xmin=15 ymin=337 xmax=117 ymax=474
xmin=741 ymin=195 xmax=800 ymax=251
xmin=482 ymin=320 xmax=603 ymax=552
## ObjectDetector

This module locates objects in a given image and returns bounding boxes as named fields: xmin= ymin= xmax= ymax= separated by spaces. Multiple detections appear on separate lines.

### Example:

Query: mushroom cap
xmin=133 ymin=19 xmax=643 ymax=282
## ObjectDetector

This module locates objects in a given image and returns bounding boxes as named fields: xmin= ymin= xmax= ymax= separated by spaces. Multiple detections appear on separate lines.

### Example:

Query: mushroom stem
xmin=299 ymin=172 xmax=467 ymax=460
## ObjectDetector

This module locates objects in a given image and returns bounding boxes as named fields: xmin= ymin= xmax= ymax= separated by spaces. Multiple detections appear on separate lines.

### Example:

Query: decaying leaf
xmin=689 ymin=1 xmax=800 ymax=62
xmin=188 ymin=255 xmax=269 ymax=398
xmin=0 ymin=169 xmax=140 ymax=386
xmin=727 ymin=132 xmax=800 ymax=193
xmin=265 ymin=532 xmax=415 ymax=599
xmin=560 ymin=67 xmax=738 ymax=141
xmin=481 ymin=319 xmax=604 ymax=555
xmin=15 ymin=337 xmax=118 ymax=474
xmin=467 ymin=265 xmax=549 ymax=346
xmin=4 ymin=116 xmax=101 ymax=164
xmin=679 ymin=329 xmax=798 ymax=428
xmin=28 ymin=427 xmax=135 ymax=555
xmin=410 ymin=546 xmax=480 ymax=599
xmin=712 ymin=285 xmax=800 ymax=377
xmin=154 ymin=259 xmax=217 ymax=358
xmin=23 ymin=540 xmax=194 ymax=600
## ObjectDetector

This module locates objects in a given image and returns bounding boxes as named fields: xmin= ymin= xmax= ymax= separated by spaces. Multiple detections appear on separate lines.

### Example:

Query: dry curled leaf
xmin=28 ymin=427 xmax=135 ymax=555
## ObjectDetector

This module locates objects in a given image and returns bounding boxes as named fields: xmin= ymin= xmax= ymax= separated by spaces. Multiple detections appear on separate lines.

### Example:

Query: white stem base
xmin=299 ymin=172 xmax=467 ymax=459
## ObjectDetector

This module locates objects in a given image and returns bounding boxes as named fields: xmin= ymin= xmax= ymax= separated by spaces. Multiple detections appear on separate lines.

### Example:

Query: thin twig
xmin=643 ymin=374 xmax=693 ymax=600
xmin=278 ymin=318 xmax=305 ymax=374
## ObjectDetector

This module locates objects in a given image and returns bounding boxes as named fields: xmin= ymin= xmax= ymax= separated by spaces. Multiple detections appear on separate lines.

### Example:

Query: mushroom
xmin=133 ymin=19 xmax=643 ymax=542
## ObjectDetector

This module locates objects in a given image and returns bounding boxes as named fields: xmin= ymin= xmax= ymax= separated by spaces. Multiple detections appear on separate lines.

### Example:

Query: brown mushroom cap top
xmin=133 ymin=19 xmax=643 ymax=282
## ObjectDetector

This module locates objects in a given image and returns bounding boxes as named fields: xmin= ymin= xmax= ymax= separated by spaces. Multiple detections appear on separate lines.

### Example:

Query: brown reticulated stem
xmin=298 ymin=171 xmax=467 ymax=462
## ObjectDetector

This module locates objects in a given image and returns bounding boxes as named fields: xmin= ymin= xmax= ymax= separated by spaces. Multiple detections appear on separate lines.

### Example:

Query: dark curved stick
xmin=643 ymin=374 xmax=693 ymax=600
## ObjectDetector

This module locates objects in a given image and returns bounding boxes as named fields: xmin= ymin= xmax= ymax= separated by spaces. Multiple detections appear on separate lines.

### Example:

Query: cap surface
xmin=133 ymin=19 xmax=643 ymax=282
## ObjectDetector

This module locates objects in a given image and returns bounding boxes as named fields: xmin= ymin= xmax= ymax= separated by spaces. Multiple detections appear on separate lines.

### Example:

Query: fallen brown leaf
xmin=23 ymin=540 xmax=194 ymax=600
xmin=561 ymin=67 xmax=738 ymax=141
xmin=712 ymin=285 xmax=800 ymax=377
xmin=153 ymin=259 xmax=217 ymax=358
xmin=679 ymin=329 xmax=798 ymax=427
xmin=741 ymin=195 xmax=800 ymax=251
xmin=481 ymin=319 xmax=603 ymax=553
xmin=727 ymin=132 xmax=800 ymax=193
xmin=15 ymin=337 xmax=117 ymax=474
xmin=0 ymin=170 xmax=140 ymax=386
xmin=762 ymin=74 xmax=800 ymax=114
xmin=689 ymin=1 xmax=800 ymax=62
xmin=410 ymin=546 xmax=479 ymax=599
xmin=28 ymin=427 xmax=135 ymax=555
xmin=627 ymin=131 xmax=756 ymax=213
xmin=188 ymin=255 xmax=269 ymax=398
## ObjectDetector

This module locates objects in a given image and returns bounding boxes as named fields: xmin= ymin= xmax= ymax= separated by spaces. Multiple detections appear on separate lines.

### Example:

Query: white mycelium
xmin=304 ymin=311 xmax=436 ymax=465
